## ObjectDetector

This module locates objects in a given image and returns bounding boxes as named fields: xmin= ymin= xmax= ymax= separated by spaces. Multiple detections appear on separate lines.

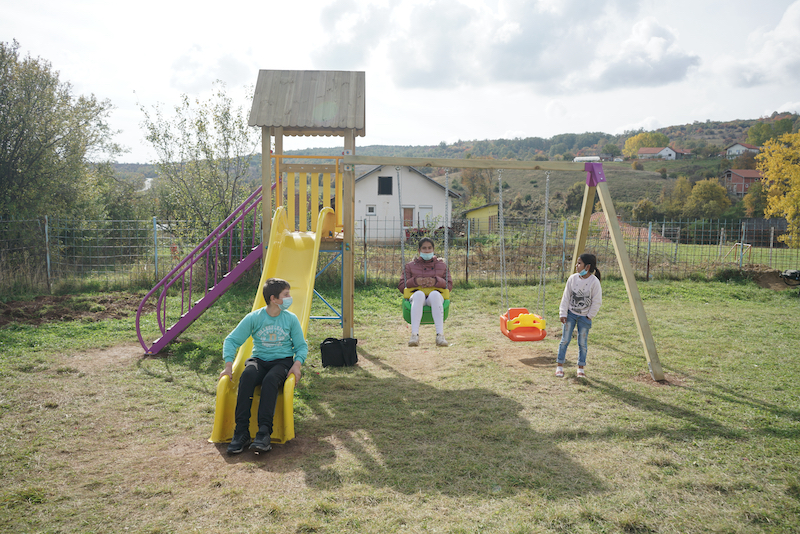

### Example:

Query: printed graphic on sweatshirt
xmin=254 ymin=323 xmax=289 ymax=347
xmin=570 ymin=289 xmax=592 ymax=315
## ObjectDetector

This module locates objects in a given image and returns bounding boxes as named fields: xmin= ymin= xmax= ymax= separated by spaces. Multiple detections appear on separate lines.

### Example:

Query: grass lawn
xmin=1 ymin=277 xmax=799 ymax=533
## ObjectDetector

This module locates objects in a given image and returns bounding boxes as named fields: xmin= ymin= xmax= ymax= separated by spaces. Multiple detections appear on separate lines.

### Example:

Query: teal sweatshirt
xmin=223 ymin=307 xmax=308 ymax=364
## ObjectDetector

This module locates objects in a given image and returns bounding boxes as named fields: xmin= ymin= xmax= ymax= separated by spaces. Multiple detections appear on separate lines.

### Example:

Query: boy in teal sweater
xmin=220 ymin=278 xmax=307 ymax=454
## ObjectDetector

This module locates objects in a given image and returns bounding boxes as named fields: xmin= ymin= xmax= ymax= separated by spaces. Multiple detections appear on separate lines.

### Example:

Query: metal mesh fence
xmin=1 ymin=215 xmax=797 ymax=295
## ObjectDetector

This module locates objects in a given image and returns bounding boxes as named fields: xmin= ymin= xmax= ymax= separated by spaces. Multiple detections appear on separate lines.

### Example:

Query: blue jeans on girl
xmin=557 ymin=310 xmax=592 ymax=367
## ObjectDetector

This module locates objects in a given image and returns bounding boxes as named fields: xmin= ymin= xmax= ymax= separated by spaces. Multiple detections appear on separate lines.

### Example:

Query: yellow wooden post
xmin=572 ymin=184 xmax=597 ymax=267
xmin=582 ymin=163 xmax=665 ymax=381
xmin=299 ymin=172 xmax=308 ymax=232
xmin=342 ymin=134 xmax=356 ymax=338
xmin=311 ymin=172 xmax=319 ymax=231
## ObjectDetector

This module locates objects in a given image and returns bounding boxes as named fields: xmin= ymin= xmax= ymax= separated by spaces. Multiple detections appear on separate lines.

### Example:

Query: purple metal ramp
xmin=136 ymin=187 xmax=263 ymax=354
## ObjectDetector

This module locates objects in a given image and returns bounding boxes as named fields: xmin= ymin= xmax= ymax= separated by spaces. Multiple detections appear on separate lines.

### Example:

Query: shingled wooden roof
xmin=248 ymin=70 xmax=365 ymax=138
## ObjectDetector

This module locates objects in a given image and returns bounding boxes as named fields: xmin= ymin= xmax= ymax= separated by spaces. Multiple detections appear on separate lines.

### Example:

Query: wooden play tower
xmin=249 ymin=70 xmax=365 ymax=338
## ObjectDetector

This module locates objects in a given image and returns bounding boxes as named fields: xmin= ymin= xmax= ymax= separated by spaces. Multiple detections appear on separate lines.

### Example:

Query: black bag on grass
xmin=320 ymin=338 xmax=358 ymax=367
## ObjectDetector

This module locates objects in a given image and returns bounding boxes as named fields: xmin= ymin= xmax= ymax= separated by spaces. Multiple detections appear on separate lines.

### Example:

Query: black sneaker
xmin=249 ymin=431 xmax=273 ymax=453
xmin=226 ymin=431 xmax=251 ymax=455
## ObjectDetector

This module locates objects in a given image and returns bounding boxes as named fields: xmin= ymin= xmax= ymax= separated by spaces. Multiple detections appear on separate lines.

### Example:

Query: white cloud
xmin=586 ymin=17 xmax=700 ymax=91
xmin=170 ymin=47 xmax=253 ymax=94
xmin=725 ymin=0 xmax=800 ymax=87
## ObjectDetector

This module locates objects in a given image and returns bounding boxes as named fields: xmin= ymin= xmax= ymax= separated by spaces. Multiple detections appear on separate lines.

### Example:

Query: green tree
xmin=565 ymin=181 xmax=585 ymax=212
xmin=460 ymin=160 xmax=495 ymax=203
xmin=747 ymin=119 xmax=794 ymax=146
xmin=141 ymin=81 xmax=258 ymax=234
xmin=681 ymin=178 xmax=731 ymax=218
xmin=756 ymin=132 xmax=800 ymax=246
xmin=632 ymin=198 xmax=658 ymax=221
xmin=731 ymin=151 xmax=758 ymax=170
xmin=622 ymin=132 xmax=670 ymax=159
xmin=603 ymin=143 xmax=621 ymax=157
xmin=659 ymin=175 xmax=693 ymax=218
xmin=742 ymin=181 xmax=767 ymax=218
xmin=0 ymin=40 xmax=119 ymax=219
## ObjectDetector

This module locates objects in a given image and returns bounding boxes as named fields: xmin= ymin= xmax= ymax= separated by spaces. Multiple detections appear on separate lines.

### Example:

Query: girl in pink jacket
xmin=397 ymin=238 xmax=453 ymax=347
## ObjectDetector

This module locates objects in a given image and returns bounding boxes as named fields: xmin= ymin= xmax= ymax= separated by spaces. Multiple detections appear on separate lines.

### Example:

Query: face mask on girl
xmin=278 ymin=297 xmax=292 ymax=311
xmin=579 ymin=269 xmax=588 ymax=277
xmin=420 ymin=252 xmax=434 ymax=261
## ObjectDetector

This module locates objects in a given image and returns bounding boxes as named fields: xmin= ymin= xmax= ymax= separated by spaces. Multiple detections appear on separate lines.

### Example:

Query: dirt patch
xmin=0 ymin=292 xmax=152 ymax=327
xmin=632 ymin=371 xmax=686 ymax=387
xmin=743 ymin=266 xmax=800 ymax=291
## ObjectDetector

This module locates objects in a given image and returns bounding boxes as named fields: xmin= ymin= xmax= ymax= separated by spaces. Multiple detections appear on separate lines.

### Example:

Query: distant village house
xmin=637 ymin=147 xmax=692 ymax=160
xmin=463 ymin=203 xmax=499 ymax=235
xmin=720 ymin=169 xmax=763 ymax=198
xmin=355 ymin=165 xmax=460 ymax=242
xmin=725 ymin=142 xmax=760 ymax=159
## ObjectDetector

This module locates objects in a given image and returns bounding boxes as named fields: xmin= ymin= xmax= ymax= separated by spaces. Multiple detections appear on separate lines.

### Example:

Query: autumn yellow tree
xmin=659 ymin=175 xmax=693 ymax=218
xmin=622 ymin=132 xmax=670 ymax=159
xmin=756 ymin=133 xmax=800 ymax=247
xmin=681 ymin=178 xmax=730 ymax=218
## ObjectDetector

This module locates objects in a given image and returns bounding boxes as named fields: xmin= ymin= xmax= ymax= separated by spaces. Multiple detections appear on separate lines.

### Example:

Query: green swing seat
xmin=402 ymin=287 xmax=451 ymax=325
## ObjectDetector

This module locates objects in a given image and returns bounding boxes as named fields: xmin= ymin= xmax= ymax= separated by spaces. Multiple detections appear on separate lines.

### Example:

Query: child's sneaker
xmin=576 ymin=368 xmax=586 ymax=378
xmin=555 ymin=366 xmax=564 ymax=378
xmin=226 ymin=431 xmax=251 ymax=455
xmin=435 ymin=334 xmax=449 ymax=347
xmin=408 ymin=334 xmax=419 ymax=347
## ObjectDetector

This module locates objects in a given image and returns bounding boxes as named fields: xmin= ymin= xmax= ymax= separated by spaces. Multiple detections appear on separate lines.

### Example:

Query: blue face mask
xmin=278 ymin=296 xmax=292 ymax=311
xmin=420 ymin=252 xmax=434 ymax=261
xmin=579 ymin=269 xmax=588 ymax=277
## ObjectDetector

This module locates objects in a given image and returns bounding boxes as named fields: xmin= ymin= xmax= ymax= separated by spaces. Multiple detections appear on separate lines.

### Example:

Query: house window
xmin=403 ymin=207 xmax=414 ymax=227
xmin=418 ymin=206 xmax=433 ymax=225
xmin=378 ymin=176 xmax=392 ymax=195
xmin=366 ymin=205 xmax=376 ymax=216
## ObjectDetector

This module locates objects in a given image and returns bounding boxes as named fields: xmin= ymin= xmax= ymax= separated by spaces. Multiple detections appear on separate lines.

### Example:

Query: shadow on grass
xmin=288 ymin=348 xmax=605 ymax=499
xmin=587 ymin=377 xmax=748 ymax=441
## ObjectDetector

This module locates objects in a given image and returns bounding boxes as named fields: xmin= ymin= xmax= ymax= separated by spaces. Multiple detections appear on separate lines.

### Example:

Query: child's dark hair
xmin=263 ymin=278 xmax=290 ymax=303
xmin=579 ymin=253 xmax=602 ymax=282
xmin=418 ymin=237 xmax=435 ymax=250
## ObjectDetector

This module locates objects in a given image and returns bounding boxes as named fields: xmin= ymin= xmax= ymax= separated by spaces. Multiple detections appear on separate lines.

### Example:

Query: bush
xmin=632 ymin=162 xmax=644 ymax=171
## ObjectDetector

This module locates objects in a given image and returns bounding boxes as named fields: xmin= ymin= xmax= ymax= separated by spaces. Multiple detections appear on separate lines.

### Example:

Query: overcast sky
xmin=3 ymin=0 xmax=800 ymax=163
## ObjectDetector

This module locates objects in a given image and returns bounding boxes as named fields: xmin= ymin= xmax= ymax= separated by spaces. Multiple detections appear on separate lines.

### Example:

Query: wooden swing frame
xmin=343 ymin=156 xmax=665 ymax=381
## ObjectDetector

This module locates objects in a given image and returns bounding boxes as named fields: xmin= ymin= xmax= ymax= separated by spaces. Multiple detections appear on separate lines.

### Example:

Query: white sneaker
xmin=408 ymin=334 xmax=419 ymax=347
xmin=435 ymin=334 xmax=449 ymax=347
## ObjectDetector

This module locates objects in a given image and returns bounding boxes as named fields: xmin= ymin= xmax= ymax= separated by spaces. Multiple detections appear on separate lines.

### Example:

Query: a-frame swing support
xmin=575 ymin=163 xmax=664 ymax=381
xmin=343 ymin=156 xmax=664 ymax=381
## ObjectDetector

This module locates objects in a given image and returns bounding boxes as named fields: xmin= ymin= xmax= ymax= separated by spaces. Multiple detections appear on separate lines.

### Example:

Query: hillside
xmin=114 ymin=112 xmax=798 ymax=218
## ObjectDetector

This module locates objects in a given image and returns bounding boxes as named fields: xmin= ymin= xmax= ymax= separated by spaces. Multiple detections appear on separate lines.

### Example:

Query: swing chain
xmin=538 ymin=171 xmax=550 ymax=317
xmin=397 ymin=166 xmax=407 ymax=290
xmin=498 ymin=169 xmax=507 ymax=313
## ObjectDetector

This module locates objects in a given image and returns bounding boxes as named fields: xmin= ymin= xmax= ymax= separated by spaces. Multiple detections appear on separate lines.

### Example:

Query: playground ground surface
xmin=1 ymin=274 xmax=799 ymax=533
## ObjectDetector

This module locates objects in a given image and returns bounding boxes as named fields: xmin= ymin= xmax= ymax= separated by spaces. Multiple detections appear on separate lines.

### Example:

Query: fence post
xmin=363 ymin=217 xmax=367 ymax=285
xmin=466 ymin=219 xmax=470 ymax=284
xmin=646 ymin=221 xmax=652 ymax=281
xmin=769 ymin=226 xmax=774 ymax=268
xmin=44 ymin=215 xmax=52 ymax=293
xmin=561 ymin=220 xmax=567 ymax=281
xmin=152 ymin=216 xmax=158 ymax=280
xmin=739 ymin=221 xmax=746 ymax=269
xmin=674 ymin=221 xmax=680 ymax=264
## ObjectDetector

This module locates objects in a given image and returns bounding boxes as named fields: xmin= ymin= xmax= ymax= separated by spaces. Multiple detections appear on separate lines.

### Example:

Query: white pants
xmin=409 ymin=290 xmax=445 ymax=335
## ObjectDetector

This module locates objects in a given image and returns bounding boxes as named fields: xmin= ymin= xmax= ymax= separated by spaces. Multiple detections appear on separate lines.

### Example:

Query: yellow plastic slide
xmin=209 ymin=206 xmax=336 ymax=444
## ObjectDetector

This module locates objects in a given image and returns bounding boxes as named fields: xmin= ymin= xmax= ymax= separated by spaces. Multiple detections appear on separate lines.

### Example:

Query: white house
xmin=725 ymin=142 xmax=760 ymax=159
xmin=355 ymin=165 xmax=460 ymax=242
xmin=638 ymin=147 xmax=677 ymax=160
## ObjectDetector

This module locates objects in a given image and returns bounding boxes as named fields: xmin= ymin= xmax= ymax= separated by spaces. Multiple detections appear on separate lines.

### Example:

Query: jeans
xmin=234 ymin=357 xmax=293 ymax=436
xmin=557 ymin=310 xmax=592 ymax=367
